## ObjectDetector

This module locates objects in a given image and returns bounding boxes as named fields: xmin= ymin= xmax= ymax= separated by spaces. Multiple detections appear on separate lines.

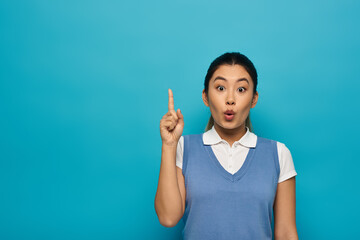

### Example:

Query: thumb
xmin=177 ymin=109 xmax=184 ymax=122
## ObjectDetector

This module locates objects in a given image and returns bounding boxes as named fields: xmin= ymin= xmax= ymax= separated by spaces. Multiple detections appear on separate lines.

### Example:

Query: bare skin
xmin=155 ymin=64 xmax=298 ymax=239
xmin=274 ymin=177 xmax=299 ymax=240
xmin=154 ymin=89 xmax=185 ymax=227
xmin=202 ymin=64 xmax=258 ymax=147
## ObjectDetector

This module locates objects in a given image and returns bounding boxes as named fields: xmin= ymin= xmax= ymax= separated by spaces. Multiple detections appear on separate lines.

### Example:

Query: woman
xmin=155 ymin=52 xmax=298 ymax=240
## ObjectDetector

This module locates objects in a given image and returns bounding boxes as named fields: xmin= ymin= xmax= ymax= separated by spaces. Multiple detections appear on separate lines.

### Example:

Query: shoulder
xmin=274 ymin=140 xmax=297 ymax=182
xmin=177 ymin=133 xmax=202 ymax=147
xmin=272 ymin=139 xmax=292 ymax=157
xmin=181 ymin=133 xmax=203 ymax=138
xmin=256 ymin=135 xmax=278 ymax=147
xmin=255 ymin=136 xmax=293 ymax=165
xmin=256 ymin=135 xmax=292 ymax=154
xmin=178 ymin=133 xmax=204 ymax=152
xmin=255 ymin=135 xmax=297 ymax=182
xmin=180 ymin=133 xmax=203 ymax=142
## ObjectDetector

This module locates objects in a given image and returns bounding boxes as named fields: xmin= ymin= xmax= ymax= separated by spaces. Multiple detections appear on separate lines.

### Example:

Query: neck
xmin=213 ymin=123 xmax=247 ymax=147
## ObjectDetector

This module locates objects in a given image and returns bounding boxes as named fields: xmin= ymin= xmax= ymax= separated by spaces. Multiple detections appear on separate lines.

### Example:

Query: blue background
xmin=1 ymin=0 xmax=359 ymax=239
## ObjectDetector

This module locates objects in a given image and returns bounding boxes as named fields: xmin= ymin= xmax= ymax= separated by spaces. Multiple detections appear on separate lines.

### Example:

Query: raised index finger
xmin=168 ymin=88 xmax=175 ymax=111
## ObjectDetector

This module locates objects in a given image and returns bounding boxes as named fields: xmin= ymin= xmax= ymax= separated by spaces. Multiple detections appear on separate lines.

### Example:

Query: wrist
xmin=162 ymin=142 xmax=178 ymax=149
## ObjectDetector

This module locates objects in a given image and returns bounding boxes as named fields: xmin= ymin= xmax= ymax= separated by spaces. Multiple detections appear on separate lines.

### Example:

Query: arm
xmin=154 ymin=144 xmax=185 ymax=227
xmin=273 ymin=176 xmax=299 ymax=240
xmin=155 ymin=88 xmax=186 ymax=228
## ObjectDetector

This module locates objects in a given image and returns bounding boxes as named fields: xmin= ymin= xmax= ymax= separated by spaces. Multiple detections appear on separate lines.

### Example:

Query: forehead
xmin=212 ymin=64 xmax=252 ymax=84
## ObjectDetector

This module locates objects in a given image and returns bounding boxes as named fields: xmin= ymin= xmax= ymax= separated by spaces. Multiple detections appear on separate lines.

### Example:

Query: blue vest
xmin=181 ymin=133 xmax=280 ymax=240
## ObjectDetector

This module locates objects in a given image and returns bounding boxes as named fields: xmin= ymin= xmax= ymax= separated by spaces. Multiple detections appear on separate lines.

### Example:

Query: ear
xmin=202 ymin=89 xmax=209 ymax=107
xmin=251 ymin=91 xmax=258 ymax=108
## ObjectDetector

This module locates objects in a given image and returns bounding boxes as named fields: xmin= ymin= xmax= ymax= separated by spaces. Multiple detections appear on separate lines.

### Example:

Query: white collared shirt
xmin=176 ymin=125 xmax=297 ymax=183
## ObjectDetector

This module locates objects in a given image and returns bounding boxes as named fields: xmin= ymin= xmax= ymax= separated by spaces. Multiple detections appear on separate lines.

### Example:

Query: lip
xmin=224 ymin=110 xmax=235 ymax=121
xmin=224 ymin=113 xmax=234 ymax=121
xmin=224 ymin=110 xmax=235 ymax=115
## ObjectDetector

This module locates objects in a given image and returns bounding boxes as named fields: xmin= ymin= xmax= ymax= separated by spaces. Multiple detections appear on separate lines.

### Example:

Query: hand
xmin=160 ymin=89 xmax=184 ymax=147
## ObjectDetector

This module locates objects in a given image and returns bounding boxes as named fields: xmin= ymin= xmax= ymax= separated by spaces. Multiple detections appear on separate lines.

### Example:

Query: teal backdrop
xmin=1 ymin=0 xmax=359 ymax=239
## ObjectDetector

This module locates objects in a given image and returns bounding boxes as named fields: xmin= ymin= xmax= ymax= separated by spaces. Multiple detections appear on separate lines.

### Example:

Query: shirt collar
xmin=203 ymin=125 xmax=257 ymax=148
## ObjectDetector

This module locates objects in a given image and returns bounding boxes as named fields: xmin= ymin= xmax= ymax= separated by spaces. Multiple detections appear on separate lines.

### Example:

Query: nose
xmin=226 ymin=100 xmax=235 ymax=105
xmin=226 ymin=92 xmax=235 ymax=105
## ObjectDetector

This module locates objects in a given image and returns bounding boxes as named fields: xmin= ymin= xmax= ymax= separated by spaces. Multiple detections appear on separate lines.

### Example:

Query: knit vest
xmin=181 ymin=133 xmax=280 ymax=240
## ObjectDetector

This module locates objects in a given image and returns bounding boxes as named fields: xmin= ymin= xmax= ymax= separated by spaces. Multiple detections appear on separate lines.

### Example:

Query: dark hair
xmin=203 ymin=52 xmax=258 ymax=132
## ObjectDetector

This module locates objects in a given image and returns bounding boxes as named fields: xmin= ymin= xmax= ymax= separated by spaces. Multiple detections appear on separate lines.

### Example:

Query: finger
xmin=161 ymin=119 xmax=171 ymax=128
xmin=162 ymin=112 xmax=171 ymax=119
xmin=163 ymin=112 xmax=178 ymax=122
xmin=176 ymin=109 xmax=182 ymax=119
xmin=177 ymin=109 xmax=183 ymax=121
xmin=162 ymin=119 xmax=176 ymax=128
xmin=168 ymin=88 xmax=175 ymax=111
xmin=169 ymin=110 xmax=179 ymax=121
xmin=163 ymin=119 xmax=177 ymax=131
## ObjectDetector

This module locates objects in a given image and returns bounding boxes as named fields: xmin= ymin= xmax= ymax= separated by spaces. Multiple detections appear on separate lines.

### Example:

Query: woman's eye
xmin=238 ymin=87 xmax=246 ymax=93
xmin=217 ymin=86 xmax=225 ymax=91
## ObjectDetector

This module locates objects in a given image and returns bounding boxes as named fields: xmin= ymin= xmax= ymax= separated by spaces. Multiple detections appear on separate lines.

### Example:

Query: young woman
xmin=155 ymin=52 xmax=298 ymax=240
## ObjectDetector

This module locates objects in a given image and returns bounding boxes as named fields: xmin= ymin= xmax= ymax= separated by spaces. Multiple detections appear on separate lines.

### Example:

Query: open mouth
xmin=224 ymin=113 xmax=234 ymax=120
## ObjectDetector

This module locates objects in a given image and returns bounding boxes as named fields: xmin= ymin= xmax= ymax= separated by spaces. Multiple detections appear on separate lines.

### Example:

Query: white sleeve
xmin=277 ymin=141 xmax=297 ymax=183
xmin=175 ymin=136 xmax=184 ymax=169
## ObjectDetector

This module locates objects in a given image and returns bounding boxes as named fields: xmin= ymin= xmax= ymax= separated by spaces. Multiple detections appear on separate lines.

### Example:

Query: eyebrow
xmin=213 ymin=76 xmax=249 ymax=84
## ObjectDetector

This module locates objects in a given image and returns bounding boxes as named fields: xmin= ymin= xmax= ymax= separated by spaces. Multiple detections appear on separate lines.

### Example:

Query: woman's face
xmin=202 ymin=64 xmax=258 ymax=132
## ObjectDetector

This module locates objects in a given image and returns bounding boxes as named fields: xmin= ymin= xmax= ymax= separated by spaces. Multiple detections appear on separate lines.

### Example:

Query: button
xmin=229 ymin=153 xmax=232 ymax=157
xmin=229 ymin=165 xmax=232 ymax=168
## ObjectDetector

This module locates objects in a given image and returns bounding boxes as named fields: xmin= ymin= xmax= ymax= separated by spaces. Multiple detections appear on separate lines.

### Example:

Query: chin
xmin=222 ymin=121 xmax=243 ymax=128
xmin=219 ymin=122 xmax=238 ymax=129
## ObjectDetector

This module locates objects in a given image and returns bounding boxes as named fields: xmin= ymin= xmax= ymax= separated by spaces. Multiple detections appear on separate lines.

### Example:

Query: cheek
xmin=207 ymin=103 xmax=219 ymax=118
xmin=209 ymin=99 xmax=222 ymax=112
xmin=238 ymin=95 xmax=253 ymax=107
